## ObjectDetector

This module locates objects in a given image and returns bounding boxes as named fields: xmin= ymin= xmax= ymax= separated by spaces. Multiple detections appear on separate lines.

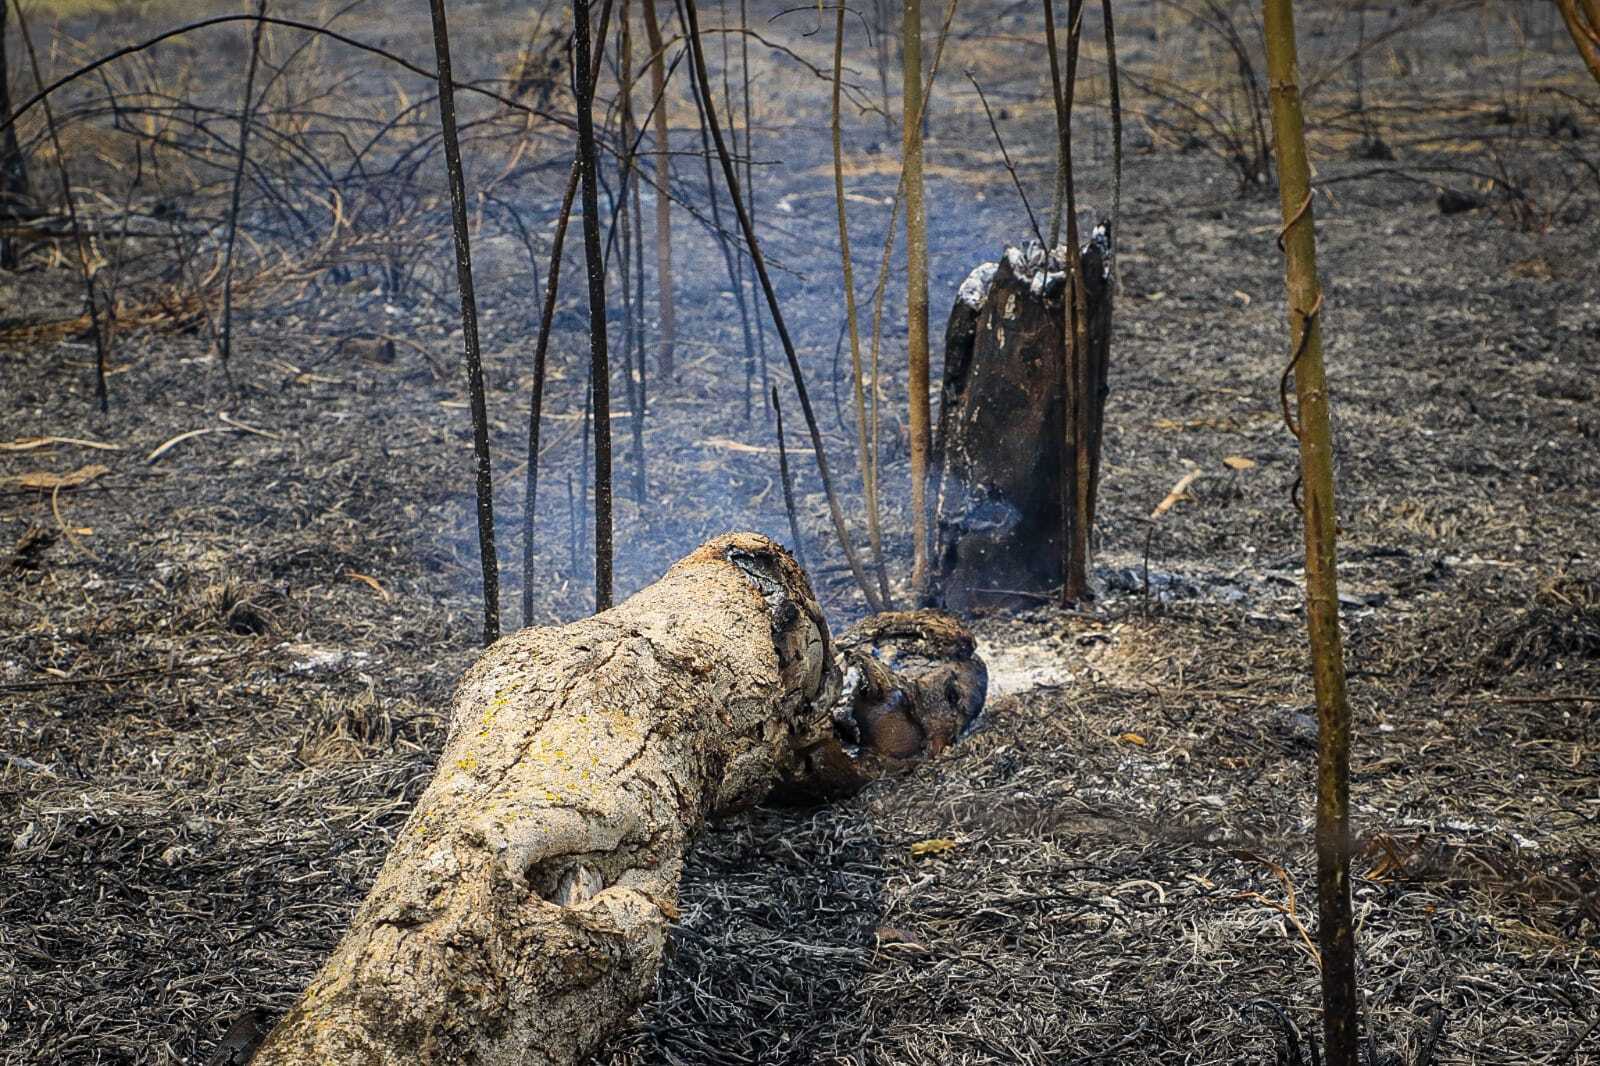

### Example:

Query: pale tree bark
xmin=1555 ymin=0 xmax=1600 ymax=86
xmin=640 ymin=0 xmax=677 ymax=377
xmin=251 ymin=534 xmax=984 ymax=1066
xmin=1262 ymin=2 xmax=1357 ymax=1064
xmin=903 ymin=0 xmax=933 ymax=600
xmin=832 ymin=0 xmax=892 ymax=608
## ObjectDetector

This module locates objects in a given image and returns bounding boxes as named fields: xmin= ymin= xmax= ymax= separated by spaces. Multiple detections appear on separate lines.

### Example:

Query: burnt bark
xmin=932 ymin=234 xmax=1112 ymax=612
xmin=250 ymin=533 xmax=984 ymax=1066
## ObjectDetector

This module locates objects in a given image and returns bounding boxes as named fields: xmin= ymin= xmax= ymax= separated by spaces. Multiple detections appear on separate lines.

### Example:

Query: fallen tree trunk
xmin=250 ymin=533 xmax=984 ymax=1066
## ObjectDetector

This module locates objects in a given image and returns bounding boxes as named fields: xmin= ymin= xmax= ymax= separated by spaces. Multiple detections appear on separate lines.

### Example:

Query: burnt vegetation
xmin=1 ymin=2 xmax=1597 ymax=1065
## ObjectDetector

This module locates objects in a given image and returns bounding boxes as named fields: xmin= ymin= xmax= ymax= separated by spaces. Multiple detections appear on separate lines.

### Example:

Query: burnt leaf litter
xmin=2 ymin=2 xmax=1598 ymax=1064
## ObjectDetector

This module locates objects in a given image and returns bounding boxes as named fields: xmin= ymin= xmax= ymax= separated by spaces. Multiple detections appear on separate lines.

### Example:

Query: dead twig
xmin=679 ymin=0 xmax=881 ymax=612
xmin=1233 ymin=849 xmax=1321 ymax=967
xmin=0 ymin=651 xmax=256 ymax=694
xmin=1150 ymin=469 xmax=1204 ymax=519
xmin=1 ymin=436 xmax=120 ymax=452
xmin=11 ymin=0 xmax=110 ymax=413
xmin=574 ymin=0 xmax=614 ymax=613
xmin=218 ymin=0 xmax=269 ymax=377
xmin=0 ymin=0 xmax=28 ymax=271
xmin=965 ymin=69 xmax=1043 ymax=247
xmin=830 ymin=0 xmax=892 ymax=607
xmin=771 ymin=386 xmax=806 ymax=572
xmin=428 ymin=0 xmax=500 ymax=644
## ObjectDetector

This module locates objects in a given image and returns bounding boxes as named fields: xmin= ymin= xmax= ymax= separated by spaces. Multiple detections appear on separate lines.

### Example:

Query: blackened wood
xmin=573 ymin=0 xmax=614 ymax=613
xmin=933 ymin=234 xmax=1111 ymax=612
xmin=428 ymin=0 xmax=499 ymax=643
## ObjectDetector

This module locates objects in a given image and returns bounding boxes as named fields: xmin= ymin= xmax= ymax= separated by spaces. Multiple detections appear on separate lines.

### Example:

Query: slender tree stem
xmin=1556 ymin=0 xmax=1600 ymax=85
xmin=902 ymin=0 xmax=932 ymax=601
xmin=1043 ymin=0 xmax=1066 ymax=246
xmin=771 ymin=386 xmax=807 ymax=571
xmin=629 ymin=172 xmax=648 ymax=498
xmin=1262 ymin=2 xmax=1358 ymax=1063
xmin=640 ymin=0 xmax=677 ymax=378
xmin=832 ymin=0 xmax=892 ymax=607
xmin=875 ymin=0 xmax=895 ymax=138
xmin=12 ymin=0 xmax=109 ymax=413
xmin=1052 ymin=0 xmax=1093 ymax=604
xmin=1102 ymin=0 xmax=1122 ymax=267
xmin=619 ymin=0 xmax=648 ymax=508
xmin=219 ymin=0 xmax=268 ymax=373
xmin=574 ymin=0 xmax=615 ymax=612
xmin=1093 ymin=0 xmax=1121 ymax=521
xmin=523 ymin=0 xmax=616 ymax=626
xmin=524 ymin=162 xmax=578 ymax=625
xmin=717 ymin=0 xmax=754 ymax=420
xmin=0 ymin=0 xmax=30 ymax=271
xmin=682 ymin=27 xmax=757 ymax=425
xmin=740 ymin=0 xmax=769 ymax=414
xmin=428 ymin=0 xmax=499 ymax=644
xmin=680 ymin=0 xmax=882 ymax=612
xmin=861 ymin=0 xmax=957 ymax=584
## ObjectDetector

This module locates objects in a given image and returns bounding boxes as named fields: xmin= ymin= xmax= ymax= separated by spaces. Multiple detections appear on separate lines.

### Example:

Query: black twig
xmin=679 ymin=0 xmax=881 ymax=609
xmin=771 ymin=386 xmax=807 ymax=571
xmin=740 ymin=0 xmax=769 ymax=418
xmin=1556 ymin=1015 xmax=1598 ymax=1066
xmin=966 ymin=69 xmax=1043 ymax=247
xmin=1102 ymin=0 xmax=1122 ymax=280
xmin=427 ymin=0 xmax=499 ymax=645
xmin=218 ymin=0 xmax=268 ymax=375
xmin=682 ymin=21 xmax=757 ymax=426
xmin=574 ymin=0 xmax=614 ymax=613
xmin=0 ymin=0 xmax=30 ymax=271
xmin=523 ymin=0 xmax=616 ymax=626
xmin=12 ymin=0 xmax=109 ymax=413
xmin=1414 ymin=1005 xmax=1446 ymax=1066
xmin=0 ymin=15 xmax=586 ymax=144
xmin=1249 ymin=1000 xmax=1312 ymax=1066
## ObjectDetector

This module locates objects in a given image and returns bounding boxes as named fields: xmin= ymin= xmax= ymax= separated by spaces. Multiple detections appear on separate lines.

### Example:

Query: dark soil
xmin=2 ymin=2 xmax=1598 ymax=1064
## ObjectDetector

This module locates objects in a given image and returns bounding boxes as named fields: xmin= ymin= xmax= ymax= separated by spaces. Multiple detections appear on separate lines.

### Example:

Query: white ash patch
xmin=998 ymin=237 xmax=1111 ymax=299
xmin=957 ymin=261 xmax=998 ymax=310
xmin=975 ymin=637 xmax=1074 ymax=697
xmin=282 ymin=643 xmax=371 ymax=676
xmin=952 ymin=228 xmax=1118 ymax=312
xmin=1002 ymin=241 xmax=1064 ymax=294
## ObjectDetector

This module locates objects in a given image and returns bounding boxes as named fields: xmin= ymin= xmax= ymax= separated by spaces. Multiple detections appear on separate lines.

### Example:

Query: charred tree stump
xmin=250 ymin=534 xmax=984 ymax=1066
xmin=932 ymin=232 xmax=1112 ymax=611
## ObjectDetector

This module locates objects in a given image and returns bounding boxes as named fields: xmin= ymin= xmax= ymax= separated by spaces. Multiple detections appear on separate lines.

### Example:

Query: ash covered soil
xmin=2 ymin=2 xmax=1599 ymax=1063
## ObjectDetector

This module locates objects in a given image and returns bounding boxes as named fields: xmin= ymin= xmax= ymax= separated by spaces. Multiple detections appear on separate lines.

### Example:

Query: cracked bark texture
xmin=251 ymin=533 xmax=984 ymax=1066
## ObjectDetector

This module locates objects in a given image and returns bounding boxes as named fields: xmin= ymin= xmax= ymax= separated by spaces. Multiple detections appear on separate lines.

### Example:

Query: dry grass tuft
xmin=1482 ymin=572 xmax=1600 ymax=675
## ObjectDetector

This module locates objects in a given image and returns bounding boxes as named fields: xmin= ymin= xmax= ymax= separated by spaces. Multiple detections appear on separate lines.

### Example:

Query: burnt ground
xmin=2 ymin=2 xmax=1599 ymax=1063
